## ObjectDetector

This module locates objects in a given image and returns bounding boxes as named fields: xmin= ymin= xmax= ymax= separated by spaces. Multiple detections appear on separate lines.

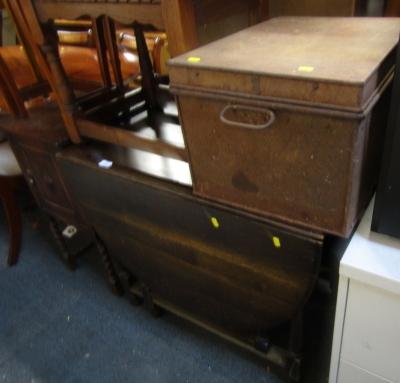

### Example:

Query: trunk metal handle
xmin=219 ymin=105 xmax=275 ymax=129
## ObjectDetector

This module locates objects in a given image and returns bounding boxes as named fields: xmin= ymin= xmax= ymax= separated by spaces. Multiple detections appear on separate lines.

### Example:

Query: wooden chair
xmin=117 ymin=29 xmax=170 ymax=76
xmin=0 ymin=46 xmax=123 ymax=294
xmin=3 ymin=0 xmax=183 ymax=161
xmin=0 ymin=138 xmax=26 ymax=266
xmin=0 ymin=49 xmax=75 ymax=268
xmin=4 ymin=0 xmax=268 ymax=162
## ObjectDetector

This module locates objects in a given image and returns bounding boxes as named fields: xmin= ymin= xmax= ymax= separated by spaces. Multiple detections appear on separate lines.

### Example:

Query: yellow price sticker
xmin=211 ymin=217 xmax=220 ymax=228
xmin=188 ymin=57 xmax=201 ymax=63
xmin=272 ymin=237 xmax=281 ymax=248
xmin=298 ymin=66 xmax=314 ymax=72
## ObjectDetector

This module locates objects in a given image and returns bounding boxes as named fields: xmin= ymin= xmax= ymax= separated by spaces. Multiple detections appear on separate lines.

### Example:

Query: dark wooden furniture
xmin=1 ymin=104 xmax=85 ymax=265
xmin=385 ymin=0 xmax=400 ymax=16
xmin=3 ymin=0 xmax=270 ymax=155
xmin=0 ymin=104 xmax=123 ymax=296
xmin=162 ymin=0 xmax=269 ymax=57
xmin=56 ymin=140 xmax=324 ymax=381
xmin=0 ymin=139 xmax=27 ymax=266
xmin=0 ymin=45 xmax=82 ymax=237
xmin=267 ymin=0 xmax=385 ymax=17
xmin=5 ymin=0 xmax=185 ymax=160
xmin=0 ymin=45 xmax=123 ymax=294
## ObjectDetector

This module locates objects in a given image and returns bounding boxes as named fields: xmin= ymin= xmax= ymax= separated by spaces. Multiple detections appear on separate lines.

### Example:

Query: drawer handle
xmin=219 ymin=105 xmax=275 ymax=130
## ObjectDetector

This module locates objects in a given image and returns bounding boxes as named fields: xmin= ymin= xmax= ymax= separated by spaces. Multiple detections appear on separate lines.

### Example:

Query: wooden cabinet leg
xmin=139 ymin=282 xmax=163 ymax=318
xmin=94 ymin=234 xmax=124 ymax=297
xmin=47 ymin=214 xmax=77 ymax=271
xmin=287 ymin=310 xmax=303 ymax=382
xmin=253 ymin=330 xmax=271 ymax=353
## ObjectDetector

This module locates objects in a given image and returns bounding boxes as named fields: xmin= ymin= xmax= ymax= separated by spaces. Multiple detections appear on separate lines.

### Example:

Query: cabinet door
xmin=340 ymin=280 xmax=400 ymax=382
xmin=11 ymin=139 xmax=79 ymax=224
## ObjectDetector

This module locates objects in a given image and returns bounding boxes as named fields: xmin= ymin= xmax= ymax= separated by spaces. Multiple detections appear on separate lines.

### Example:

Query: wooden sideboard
xmin=162 ymin=0 xmax=269 ymax=57
xmin=0 ymin=102 xmax=91 ymax=269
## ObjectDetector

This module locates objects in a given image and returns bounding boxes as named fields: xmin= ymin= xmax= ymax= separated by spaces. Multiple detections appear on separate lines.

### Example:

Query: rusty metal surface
xmin=175 ymin=76 xmax=393 ymax=236
xmin=174 ymin=92 xmax=390 ymax=237
xmin=168 ymin=17 xmax=400 ymax=109
xmin=168 ymin=17 xmax=399 ymax=236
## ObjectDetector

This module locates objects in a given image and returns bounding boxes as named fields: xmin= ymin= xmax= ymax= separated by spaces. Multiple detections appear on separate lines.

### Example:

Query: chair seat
xmin=0 ymin=140 xmax=22 ymax=176
xmin=0 ymin=44 xmax=139 ymax=98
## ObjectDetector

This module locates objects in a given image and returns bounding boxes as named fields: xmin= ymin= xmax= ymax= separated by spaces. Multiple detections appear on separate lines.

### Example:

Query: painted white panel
xmin=338 ymin=360 xmax=393 ymax=383
xmin=341 ymin=280 xmax=400 ymax=382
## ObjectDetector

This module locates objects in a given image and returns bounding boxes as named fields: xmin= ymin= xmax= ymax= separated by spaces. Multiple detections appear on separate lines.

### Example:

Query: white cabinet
xmin=329 ymin=197 xmax=400 ymax=383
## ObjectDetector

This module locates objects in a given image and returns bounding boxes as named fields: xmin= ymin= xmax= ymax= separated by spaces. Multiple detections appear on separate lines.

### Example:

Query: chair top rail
xmin=32 ymin=0 xmax=164 ymax=30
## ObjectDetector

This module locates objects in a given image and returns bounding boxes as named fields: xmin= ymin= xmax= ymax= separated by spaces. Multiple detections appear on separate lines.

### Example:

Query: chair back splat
xmin=6 ymin=0 xmax=187 ymax=161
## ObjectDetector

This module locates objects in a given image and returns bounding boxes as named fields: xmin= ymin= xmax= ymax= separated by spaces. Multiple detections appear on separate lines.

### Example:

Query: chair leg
xmin=0 ymin=179 xmax=22 ymax=266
